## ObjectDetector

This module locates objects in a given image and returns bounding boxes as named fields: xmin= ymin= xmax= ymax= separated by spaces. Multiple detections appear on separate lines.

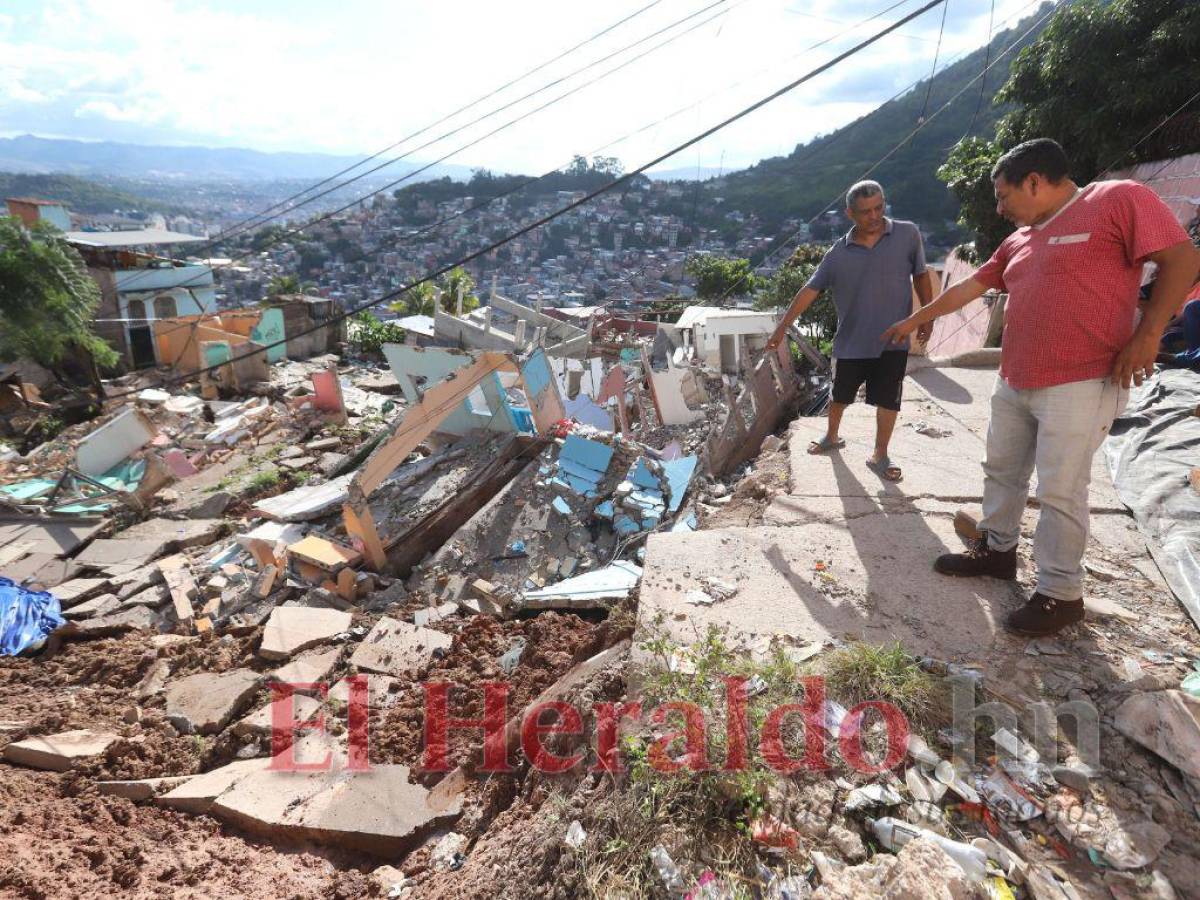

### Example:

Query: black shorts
xmin=831 ymin=351 xmax=907 ymax=411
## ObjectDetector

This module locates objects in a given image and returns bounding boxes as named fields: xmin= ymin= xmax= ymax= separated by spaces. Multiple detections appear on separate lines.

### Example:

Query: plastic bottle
xmin=870 ymin=817 xmax=988 ymax=882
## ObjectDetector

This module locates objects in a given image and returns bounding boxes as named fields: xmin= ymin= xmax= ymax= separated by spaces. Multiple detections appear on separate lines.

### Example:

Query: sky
xmin=0 ymin=0 xmax=1044 ymax=176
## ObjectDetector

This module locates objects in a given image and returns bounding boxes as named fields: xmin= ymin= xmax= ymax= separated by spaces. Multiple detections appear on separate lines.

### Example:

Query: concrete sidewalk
xmin=635 ymin=364 xmax=1156 ymax=676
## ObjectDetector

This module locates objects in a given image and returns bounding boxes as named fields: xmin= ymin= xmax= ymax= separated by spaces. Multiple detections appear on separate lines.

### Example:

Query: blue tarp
xmin=0 ymin=577 xmax=65 ymax=656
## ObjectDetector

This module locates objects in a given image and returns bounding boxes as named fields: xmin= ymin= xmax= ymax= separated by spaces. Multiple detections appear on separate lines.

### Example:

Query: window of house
xmin=153 ymin=295 xmax=177 ymax=319
xmin=127 ymin=298 xmax=147 ymax=322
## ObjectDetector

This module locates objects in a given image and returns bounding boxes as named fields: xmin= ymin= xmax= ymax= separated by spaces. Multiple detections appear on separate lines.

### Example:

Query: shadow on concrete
xmin=908 ymin=367 xmax=975 ymax=406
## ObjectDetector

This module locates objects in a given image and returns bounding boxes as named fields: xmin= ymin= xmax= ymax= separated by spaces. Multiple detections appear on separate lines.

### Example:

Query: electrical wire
xmin=98 ymin=0 xmax=949 ymax=404
xmin=956 ymin=0 xmax=996 ymax=144
xmin=201 ymin=1 xmax=669 ymax=242
xmin=917 ymin=0 xmax=950 ymax=124
xmin=720 ymin=0 xmax=1059 ymax=299
xmin=115 ymin=0 xmax=742 ymax=299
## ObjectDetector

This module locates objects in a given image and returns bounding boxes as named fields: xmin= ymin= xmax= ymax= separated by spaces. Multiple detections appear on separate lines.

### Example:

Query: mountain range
xmin=0 ymin=134 xmax=476 ymax=183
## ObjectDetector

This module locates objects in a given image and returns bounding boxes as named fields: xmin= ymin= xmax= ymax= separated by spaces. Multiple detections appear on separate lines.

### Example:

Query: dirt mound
xmin=0 ymin=768 xmax=343 ymax=899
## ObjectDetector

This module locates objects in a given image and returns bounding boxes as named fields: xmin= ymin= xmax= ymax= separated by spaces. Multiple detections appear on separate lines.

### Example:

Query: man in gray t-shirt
xmin=766 ymin=181 xmax=934 ymax=481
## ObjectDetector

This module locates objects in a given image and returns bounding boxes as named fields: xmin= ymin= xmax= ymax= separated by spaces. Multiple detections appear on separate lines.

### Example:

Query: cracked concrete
xmin=637 ymin=364 xmax=1153 ymax=677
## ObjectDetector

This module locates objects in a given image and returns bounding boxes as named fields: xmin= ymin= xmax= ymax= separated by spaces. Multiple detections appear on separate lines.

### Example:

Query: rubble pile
xmin=36 ymin=310 xmax=1200 ymax=899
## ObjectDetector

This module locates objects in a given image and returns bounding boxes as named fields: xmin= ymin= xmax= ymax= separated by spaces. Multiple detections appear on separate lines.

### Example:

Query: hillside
xmin=0 ymin=134 xmax=476 ymax=183
xmin=714 ymin=4 xmax=1054 ymax=232
xmin=0 ymin=172 xmax=178 ymax=215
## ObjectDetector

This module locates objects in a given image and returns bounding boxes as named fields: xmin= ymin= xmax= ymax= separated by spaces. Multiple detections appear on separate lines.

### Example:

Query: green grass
xmin=247 ymin=468 xmax=280 ymax=492
xmin=819 ymin=641 xmax=941 ymax=732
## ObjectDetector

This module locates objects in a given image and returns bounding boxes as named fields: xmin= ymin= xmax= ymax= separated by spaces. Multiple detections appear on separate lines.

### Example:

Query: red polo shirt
xmin=974 ymin=180 xmax=1189 ymax=389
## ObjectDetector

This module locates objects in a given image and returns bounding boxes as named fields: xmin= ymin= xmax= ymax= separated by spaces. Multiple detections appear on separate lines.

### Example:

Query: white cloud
xmin=0 ymin=0 xmax=1048 ymax=172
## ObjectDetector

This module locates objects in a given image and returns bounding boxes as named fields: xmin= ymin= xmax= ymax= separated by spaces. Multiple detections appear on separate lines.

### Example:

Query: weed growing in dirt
xmin=247 ymin=468 xmax=280 ymax=492
xmin=574 ymin=620 xmax=812 ymax=898
xmin=819 ymin=641 xmax=943 ymax=733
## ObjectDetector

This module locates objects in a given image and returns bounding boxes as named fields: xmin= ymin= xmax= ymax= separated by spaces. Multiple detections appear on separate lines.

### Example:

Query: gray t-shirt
xmin=804 ymin=218 xmax=927 ymax=359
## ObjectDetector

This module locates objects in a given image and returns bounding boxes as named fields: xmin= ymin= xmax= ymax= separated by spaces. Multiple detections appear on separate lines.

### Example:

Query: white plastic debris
xmin=564 ymin=820 xmax=586 ymax=849
xmin=870 ymin=817 xmax=988 ymax=882
xmin=845 ymin=782 xmax=904 ymax=811
xmin=649 ymin=845 xmax=686 ymax=896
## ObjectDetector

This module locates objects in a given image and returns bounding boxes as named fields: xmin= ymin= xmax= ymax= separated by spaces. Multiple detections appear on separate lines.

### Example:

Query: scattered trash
xmin=870 ymin=817 xmax=988 ymax=882
xmin=844 ymin=782 xmax=904 ymax=811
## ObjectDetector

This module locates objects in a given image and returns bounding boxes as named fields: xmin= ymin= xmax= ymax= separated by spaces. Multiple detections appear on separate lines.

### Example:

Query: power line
xmin=957 ymin=0 xmax=996 ymax=144
xmin=917 ymin=0 xmax=950 ymax=124
xmin=116 ymin=0 xmax=741 ymax=298
xmin=728 ymin=0 xmax=1058 ymax=295
xmin=1096 ymin=87 xmax=1200 ymax=178
xmin=100 ymin=0 xmax=949 ymax=402
xmin=202 ymin=1 xmax=669 ymax=243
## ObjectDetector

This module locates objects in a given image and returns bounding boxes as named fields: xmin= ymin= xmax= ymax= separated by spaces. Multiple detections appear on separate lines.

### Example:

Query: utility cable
xmin=204 ymin=1 xmax=668 ymax=241
xmin=957 ymin=0 xmax=996 ymax=144
xmin=1096 ymin=87 xmax=1200 ymax=178
xmin=116 ymin=0 xmax=741 ymax=299
xmin=917 ymin=0 xmax=950 ymax=124
xmin=724 ymin=0 xmax=1058 ymax=299
xmin=98 ymin=0 xmax=949 ymax=403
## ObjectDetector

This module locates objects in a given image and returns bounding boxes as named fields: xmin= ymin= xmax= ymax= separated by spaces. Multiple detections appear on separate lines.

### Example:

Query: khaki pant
xmin=978 ymin=376 xmax=1128 ymax=600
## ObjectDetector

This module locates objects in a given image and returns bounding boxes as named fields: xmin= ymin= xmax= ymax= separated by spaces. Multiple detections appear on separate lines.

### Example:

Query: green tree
xmin=944 ymin=0 xmax=1200 ymax=251
xmin=937 ymin=138 xmax=1009 ymax=260
xmin=755 ymin=244 xmax=838 ymax=345
xmin=389 ymin=280 xmax=437 ymax=317
xmin=0 ymin=217 xmax=117 ymax=397
xmin=349 ymin=311 xmax=406 ymax=356
xmin=266 ymin=274 xmax=303 ymax=296
xmin=685 ymin=255 xmax=758 ymax=302
xmin=437 ymin=266 xmax=480 ymax=315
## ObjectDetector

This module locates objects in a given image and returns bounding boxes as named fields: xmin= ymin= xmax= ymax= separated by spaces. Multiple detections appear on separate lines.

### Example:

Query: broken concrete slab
xmin=522 ymin=561 xmax=642 ymax=610
xmin=635 ymin=522 xmax=1015 ymax=673
xmin=51 ymin=577 xmax=111 ymax=605
xmin=233 ymin=693 xmax=324 ymax=738
xmin=61 ymin=592 xmax=120 ymax=620
xmin=259 ymin=606 xmax=352 ymax=661
xmin=252 ymin=473 xmax=354 ymax=522
xmin=326 ymin=674 xmax=399 ymax=712
xmin=156 ymin=758 xmax=273 ymax=814
xmin=3 ymin=729 xmax=119 ymax=771
xmin=62 ymin=604 xmax=163 ymax=638
xmin=279 ymin=456 xmax=317 ymax=471
xmin=76 ymin=408 xmax=156 ymax=477
xmin=74 ymin=538 xmax=165 ymax=571
xmin=270 ymin=647 xmax=341 ymax=691
xmin=97 ymin=776 xmax=194 ymax=802
xmin=1114 ymin=690 xmax=1200 ymax=779
xmin=135 ymin=658 xmax=171 ymax=700
xmin=413 ymin=602 xmax=458 ymax=628
xmin=121 ymin=583 xmax=170 ymax=609
xmin=208 ymin=763 xmax=462 ymax=857
xmin=118 ymin=517 xmax=225 ymax=552
xmin=183 ymin=490 xmax=234 ymax=519
xmin=349 ymin=617 xmax=451 ymax=677
xmin=164 ymin=668 xmax=262 ymax=735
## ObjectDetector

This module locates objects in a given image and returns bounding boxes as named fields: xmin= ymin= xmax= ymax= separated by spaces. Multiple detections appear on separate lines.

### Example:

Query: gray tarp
xmin=1104 ymin=369 xmax=1200 ymax=629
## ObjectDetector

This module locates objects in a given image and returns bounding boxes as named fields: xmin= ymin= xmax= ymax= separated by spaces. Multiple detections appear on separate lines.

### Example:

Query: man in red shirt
xmin=883 ymin=139 xmax=1199 ymax=636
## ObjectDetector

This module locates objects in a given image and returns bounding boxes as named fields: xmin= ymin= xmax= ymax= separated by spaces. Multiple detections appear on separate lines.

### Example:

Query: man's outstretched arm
xmin=766 ymin=286 xmax=821 ymax=350
xmin=881 ymin=277 xmax=989 ymax=344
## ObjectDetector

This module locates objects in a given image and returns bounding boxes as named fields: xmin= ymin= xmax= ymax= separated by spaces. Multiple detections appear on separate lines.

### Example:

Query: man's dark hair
xmin=991 ymin=138 xmax=1071 ymax=186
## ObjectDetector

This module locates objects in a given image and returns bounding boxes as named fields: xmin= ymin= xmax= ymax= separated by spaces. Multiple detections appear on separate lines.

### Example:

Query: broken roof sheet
xmin=522 ymin=560 xmax=642 ymax=607
xmin=64 ymin=229 xmax=207 ymax=248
